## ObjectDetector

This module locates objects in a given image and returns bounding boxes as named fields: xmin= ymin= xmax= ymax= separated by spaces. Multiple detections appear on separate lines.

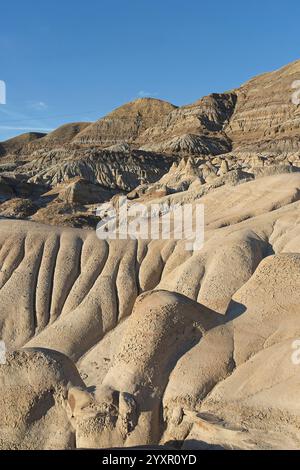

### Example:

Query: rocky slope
xmin=0 ymin=60 xmax=299 ymax=192
xmin=1 ymin=59 xmax=300 ymax=450
xmin=73 ymin=97 xmax=177 ymax=147
xmin=1 ymin=172 xmax=300 ymax=448
xmin=226 ymin=59 xmax=300 ymax=160
xmin=139 ymin=93 xmax=235 ymax=155
xmin=0 ymin=132 xmax=45 ymax=159
xmin=0 ymin=60 xmax=299 ymax=204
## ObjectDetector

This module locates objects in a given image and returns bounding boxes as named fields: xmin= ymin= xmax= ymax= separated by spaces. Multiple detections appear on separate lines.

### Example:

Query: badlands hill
xmin=73 ymin=97 xmax=177 ymax=146
xmin=0 ymin=59 xmax=300 ymax=449
xmin=0 ymin=131 xmax=46 ymax=157
xmin=0 ymin=59 xmax=299 ymax=228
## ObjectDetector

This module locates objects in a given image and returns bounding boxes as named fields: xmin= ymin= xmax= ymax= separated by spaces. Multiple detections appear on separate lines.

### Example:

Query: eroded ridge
xmin=1 ymin=173 xmax=300 ymax=449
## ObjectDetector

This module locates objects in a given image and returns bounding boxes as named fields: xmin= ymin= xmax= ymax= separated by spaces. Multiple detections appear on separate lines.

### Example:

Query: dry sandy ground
xmin=1 ymin=172 xmax=300 ymax=449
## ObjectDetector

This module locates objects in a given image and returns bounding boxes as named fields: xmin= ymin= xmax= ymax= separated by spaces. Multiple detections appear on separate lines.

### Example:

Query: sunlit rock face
xmin=1 ymin=60 xmax=300 ymax=449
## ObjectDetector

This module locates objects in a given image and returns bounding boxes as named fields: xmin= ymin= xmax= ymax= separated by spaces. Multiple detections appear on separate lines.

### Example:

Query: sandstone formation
xmin=1 ymin=60 xmax=300 ymax=450
xmin=73 ymin=98 xmax=176 ymax=147
xmin=0 ymin=348 xmax=84 ymax=449
xmin=0 ymin=171 xmax=300 ymax=448
xmin=226 ymin=60 xmax=300 ymax=159
xmin=0 ymin=60 xmax=299 ymax=212
xmin=0 ymin=132 xmax=45 ymax=158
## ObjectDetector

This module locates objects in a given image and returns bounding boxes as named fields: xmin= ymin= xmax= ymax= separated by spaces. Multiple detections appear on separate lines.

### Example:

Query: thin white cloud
xmin=27 ymin=101 xmax=48 ymax=110
xmin=0 ymin=125 xmax=53 ymax=132
xmin=0 ymin=105 xmax=52 ymax=133
xmin=0 ymin=106 xmax=29 ymax=120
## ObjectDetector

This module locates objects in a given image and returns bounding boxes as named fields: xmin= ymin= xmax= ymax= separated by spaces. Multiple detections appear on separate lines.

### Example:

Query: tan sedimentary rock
xmin=226 ymin=60 xmax=300 ymax=159
xmin=1 ymin=60 xmax=300 ymax=450
xmin=0 ymin=172 xmax=300 ymax=448
xmin=73 ymin=98 xmax=176 ymax=147
xmin=0 ymin=348 xmax=84 ymax=449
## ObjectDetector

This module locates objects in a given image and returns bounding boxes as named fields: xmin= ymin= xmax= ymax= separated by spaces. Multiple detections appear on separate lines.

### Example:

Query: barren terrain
xmin=1 ymin=60 xmax=300 ymax=449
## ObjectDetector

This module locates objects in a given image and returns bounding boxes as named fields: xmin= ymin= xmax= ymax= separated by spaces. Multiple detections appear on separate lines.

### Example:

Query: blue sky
xmin=0 ymin=0 xmax=299 ymax=141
